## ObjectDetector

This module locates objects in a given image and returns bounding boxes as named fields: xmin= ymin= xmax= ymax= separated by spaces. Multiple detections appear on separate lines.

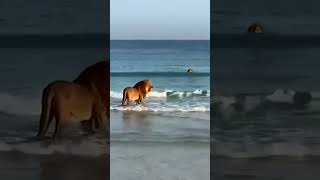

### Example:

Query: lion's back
xmin=125 ymin=87 xmax=140 ymax=100
xmin=45 ymin=81 xmax=95 ymax=120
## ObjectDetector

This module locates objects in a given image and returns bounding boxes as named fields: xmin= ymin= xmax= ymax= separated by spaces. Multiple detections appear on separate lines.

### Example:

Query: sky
xmin=111 ymin=0 xmax=210 ymax=40
xmin=212 ymin=0 xmax=320 ymax=35
xmin=0 ymin=0 xmax=107 ymax=34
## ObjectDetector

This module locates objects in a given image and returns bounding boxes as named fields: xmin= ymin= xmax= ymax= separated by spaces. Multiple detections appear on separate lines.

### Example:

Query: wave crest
xmin=0 ymin=93 xmax=40 ymax=116
xmin=111 ymin=90 xmax=210 ymax=99
xmin=0 ymin=136 xmax=107 ymax=156
xmin=213 ymin=89 xmax=318 ymax=117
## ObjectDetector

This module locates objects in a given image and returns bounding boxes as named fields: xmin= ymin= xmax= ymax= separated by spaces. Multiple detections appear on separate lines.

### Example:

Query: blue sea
xmin=110 ymin=40 xmax=210 ymax=180
xmin=212 ymin=1 xmax=320 ymax=179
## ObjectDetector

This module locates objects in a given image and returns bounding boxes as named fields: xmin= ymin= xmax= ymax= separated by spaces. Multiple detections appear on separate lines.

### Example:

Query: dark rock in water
xmin=247 ymin=23 xmax=264 ymax=33
xmin=293 ymin=91 xmax=312 ymax=106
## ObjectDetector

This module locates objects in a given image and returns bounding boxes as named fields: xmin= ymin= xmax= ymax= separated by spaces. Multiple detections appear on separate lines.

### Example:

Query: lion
xmin=122 ymin=80 xmax=153 ymax=106
xmin=73 ymin=60 xmax=110 ymax=129
xmin=37 ymin=80 xmax=107 ymax=139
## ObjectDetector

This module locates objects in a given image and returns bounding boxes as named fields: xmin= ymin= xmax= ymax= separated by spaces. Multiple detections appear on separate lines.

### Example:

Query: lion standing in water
xmin=37 ymin=60 xmax=110 ymax=139
xmin=122 ymin=80 xmax=153 ymax=106
xmin=37 ymin=81 xmax=107 ymax=139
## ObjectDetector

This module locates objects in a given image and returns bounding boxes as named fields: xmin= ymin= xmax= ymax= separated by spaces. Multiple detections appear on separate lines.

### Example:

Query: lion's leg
xmin=37 ymin=114 xmax=45 ymax=137
xmin=80 ymin=120 xmax=95 ymax=135
xmin=125 ymin=99 xmax=131 ymax=106
xmin=139 ymin=93 xmax=145 ymax=106
xmin=91 ymin=101 xmax=101 ymax=131
xmin=94 ymin=118 xmax=100 ymax=129
xmin=136 ymin=89 xmax=144 ymax=106
xmin=96 ymin=110 xmax=108 ymax=138
xmin=124 ymin=97 xmax=129 ymax=106
xmin=122 ymin=89 xmax=127 ymax=106
xmin=122 ymin=98 xmax=126 ymax=106
xmin=87 ymin=117 xmax=95 ymax=133
xmin=42 ymin=110 xmax=54 ymax=137
xmin=52 ymin=111 xmax=65 ymax=139
xmin=53 ymin=117 xmax=61 ymax=139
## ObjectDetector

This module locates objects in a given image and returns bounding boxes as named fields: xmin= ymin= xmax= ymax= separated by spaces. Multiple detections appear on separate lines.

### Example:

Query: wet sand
xmin=110 ymin=110 xmax=210 ymax=180
xmin=212 ymin=156 xmax=320 ymax=180
xmin=0 ymin=151 xmax=109 ymax=180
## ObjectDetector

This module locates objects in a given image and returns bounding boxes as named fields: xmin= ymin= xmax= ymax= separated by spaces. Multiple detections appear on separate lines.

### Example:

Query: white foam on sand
xmin=111 ymin=102 xmax=209 ymax=112
xmin=0 ymin=136 xmax=107 ymax=157
xmin=110 ymin=90 xmax=168 ymax=99
xmin=111 ymin=89 xmax=209 ymax=99
xmin=110 ymin=90 xmax=210 ymax=112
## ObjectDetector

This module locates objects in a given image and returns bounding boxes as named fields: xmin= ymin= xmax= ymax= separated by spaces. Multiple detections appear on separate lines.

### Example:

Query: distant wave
xmin=213 ymin=89 xmax=320 ymax=118
xmin=111 ymin=72 xmax=209 ymax=77
xmin=212 ymin=33 xmax=320 ymax=48
xmin=0 ymin=93 xmax=40 ymax=116
xmin=213 ymin=141 xmax=320 ymax=158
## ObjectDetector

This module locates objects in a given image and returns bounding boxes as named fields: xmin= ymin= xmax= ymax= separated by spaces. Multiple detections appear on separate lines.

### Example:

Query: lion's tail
xmin=122 ymin=88 xmax=128 ymax=106
xmin=37 ymin=86 xmax=54 ymax=137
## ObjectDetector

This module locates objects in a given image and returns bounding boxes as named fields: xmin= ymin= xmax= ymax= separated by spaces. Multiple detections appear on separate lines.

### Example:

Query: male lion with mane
xmin=73 ymin=60 xmax=110 ymax=131
xmin=37 ymin=60 xmax=110 ymax=139
xmin=122 ymin=80 xmax=153 ymax=106
xmin=37 ymin=80 xmax=107 ymax=139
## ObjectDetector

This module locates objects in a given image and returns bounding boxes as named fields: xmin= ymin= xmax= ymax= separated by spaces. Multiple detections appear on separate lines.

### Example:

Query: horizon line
xmin=110 ymin=39 xmax=210 ymax=41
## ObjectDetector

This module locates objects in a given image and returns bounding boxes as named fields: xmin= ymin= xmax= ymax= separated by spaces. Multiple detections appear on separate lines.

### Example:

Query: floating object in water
xmin=247 ymin=23 xmax=264 ymax=33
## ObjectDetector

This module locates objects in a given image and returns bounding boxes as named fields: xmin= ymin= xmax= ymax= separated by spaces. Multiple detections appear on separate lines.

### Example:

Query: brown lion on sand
xmin=122 ymin=80 xmax=153 ymax=106
xmin=37 ymin=80 xmax=107 ymax=139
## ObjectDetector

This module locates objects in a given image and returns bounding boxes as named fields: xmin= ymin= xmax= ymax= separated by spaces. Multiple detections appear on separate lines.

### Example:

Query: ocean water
xmin=110 ymin=40 xmax=210 ymax=179
xmin=212 ymin=6 xmax=320 ymax=178
xmin=0 ymin=44 xmax=108 ymax=179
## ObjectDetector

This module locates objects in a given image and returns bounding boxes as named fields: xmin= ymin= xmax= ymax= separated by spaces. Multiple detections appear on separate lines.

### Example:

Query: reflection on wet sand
xmin=40 ymin=154 xmax=109 ymax=180
xmin=122 ymin=111 xmax=152 ymax=126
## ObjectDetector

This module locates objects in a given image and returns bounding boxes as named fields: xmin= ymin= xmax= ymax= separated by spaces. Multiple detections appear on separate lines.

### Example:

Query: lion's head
xmin=133 ymin=79 xmax=153 ymax=97
xmin=73 ymin=59 xmax=110 ymax=122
